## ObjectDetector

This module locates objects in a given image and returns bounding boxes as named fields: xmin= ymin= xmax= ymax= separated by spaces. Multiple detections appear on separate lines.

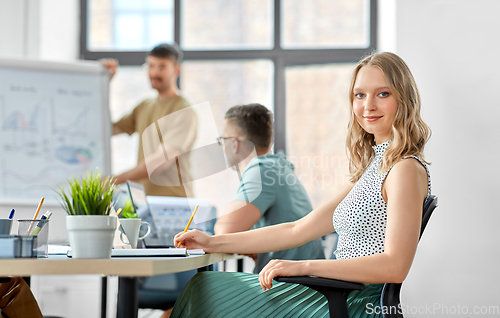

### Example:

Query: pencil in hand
xmin=176 ymin=205 xmax=199 ymax=247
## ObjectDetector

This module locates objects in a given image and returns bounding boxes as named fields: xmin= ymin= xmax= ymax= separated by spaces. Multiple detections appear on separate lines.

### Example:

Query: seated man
xmin=161 ymin=104 xmax=325 ymax=317
xmin=214 ymin=103 xmax=324 ymax=272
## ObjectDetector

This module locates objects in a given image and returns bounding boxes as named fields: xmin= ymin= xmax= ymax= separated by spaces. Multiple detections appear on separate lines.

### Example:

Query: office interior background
xmin=0 ymin=0 xmax=499 ymax=317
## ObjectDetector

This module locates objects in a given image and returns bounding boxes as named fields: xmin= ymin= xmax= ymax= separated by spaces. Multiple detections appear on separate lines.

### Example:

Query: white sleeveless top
xmin=332 ymin=140 xmax=431 ymax=260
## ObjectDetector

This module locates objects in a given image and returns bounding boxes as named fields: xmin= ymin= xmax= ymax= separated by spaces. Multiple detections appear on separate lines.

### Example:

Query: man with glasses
xmin=100 ymin=43 xmax=197 ymax=197
xmin=214 ymin=104 xmax=324 ymax=272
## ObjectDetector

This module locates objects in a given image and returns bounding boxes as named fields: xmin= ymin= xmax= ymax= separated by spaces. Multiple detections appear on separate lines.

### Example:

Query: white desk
xmin=0 ymin=253 xmax=235 ymax=318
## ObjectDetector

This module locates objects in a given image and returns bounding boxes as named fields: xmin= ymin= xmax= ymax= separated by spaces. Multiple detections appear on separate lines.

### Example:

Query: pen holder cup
xmin=0 ymin=219 xmax=13 ymax=235
xmin=17 ymin=219 xmax=49 ymax=258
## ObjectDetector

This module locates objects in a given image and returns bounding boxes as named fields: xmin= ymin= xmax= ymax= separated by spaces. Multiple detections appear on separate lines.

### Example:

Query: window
xmin=181 ymin=60 xmax=274 ymax=213
xmin=286 ymin=63 xmax=354 ymax=207
xmin=181 ymin=0 xmax=273 ymax=50
xmin=81 ymin=0 xmax=377 ymax=210
xmin=87 ymin=0 xmax=174 ymax=51
xmin=281 ymin=0 xmax=369 ymax=49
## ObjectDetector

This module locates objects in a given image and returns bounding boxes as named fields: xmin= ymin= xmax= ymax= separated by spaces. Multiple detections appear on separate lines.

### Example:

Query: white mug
xmin=119 ymin=219 xmax=151 ymax=249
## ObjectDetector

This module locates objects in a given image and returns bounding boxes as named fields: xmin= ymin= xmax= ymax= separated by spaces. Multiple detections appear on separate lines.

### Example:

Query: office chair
xmin=138 ymin=270 xmax=198 ymax=310
xmin=275 ymin=195 xmax=438 ymax=318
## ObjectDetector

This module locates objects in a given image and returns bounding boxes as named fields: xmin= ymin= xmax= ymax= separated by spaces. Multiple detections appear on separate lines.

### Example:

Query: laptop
xmin=125 ymin=180 xmax=216 ymax=248
xmin=126 ymin=180 xmax=173 ymax=248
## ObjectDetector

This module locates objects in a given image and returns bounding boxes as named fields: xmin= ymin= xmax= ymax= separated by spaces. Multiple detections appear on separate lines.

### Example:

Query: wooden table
xmin=0 ymin=253 xmax=235 ymax=318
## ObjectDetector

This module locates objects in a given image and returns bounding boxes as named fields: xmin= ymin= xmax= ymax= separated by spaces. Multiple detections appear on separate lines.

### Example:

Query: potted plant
xmin=121 ymin=198 xmax=138 ymax=219
xmin=55 ymin=169 xmax=117 ymax=259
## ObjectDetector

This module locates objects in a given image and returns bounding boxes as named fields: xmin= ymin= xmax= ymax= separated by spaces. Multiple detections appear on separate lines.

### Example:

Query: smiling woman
xmin=352 ymin=66 xmax=398 ymax=144
xmin=167 ymin=52 xmax=432 ymax=318
xmin=347 ymin=52 xmax=431 ymax=183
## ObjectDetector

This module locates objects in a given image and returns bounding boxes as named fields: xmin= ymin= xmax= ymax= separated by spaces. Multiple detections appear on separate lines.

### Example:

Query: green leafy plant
xmin=55 ymin=169 xmax=115 ymax=216
xmin=121 ymin=198 xmax=138 ymax=218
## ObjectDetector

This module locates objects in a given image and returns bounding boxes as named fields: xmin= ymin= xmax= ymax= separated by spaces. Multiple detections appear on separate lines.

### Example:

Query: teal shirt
xmin=233 ymin=154 xmax=325 ymax=272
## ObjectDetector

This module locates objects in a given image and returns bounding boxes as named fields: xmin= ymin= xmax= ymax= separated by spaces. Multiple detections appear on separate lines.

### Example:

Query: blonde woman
xmin=169 ymin=52 xmax=431 ymax=318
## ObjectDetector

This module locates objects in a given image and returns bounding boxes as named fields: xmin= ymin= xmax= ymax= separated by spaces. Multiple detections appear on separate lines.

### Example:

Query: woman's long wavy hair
xmin=346 ymin=52 xmax=431 ymax=183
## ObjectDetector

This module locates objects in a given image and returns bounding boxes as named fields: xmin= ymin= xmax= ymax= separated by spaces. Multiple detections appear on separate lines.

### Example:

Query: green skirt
xmin=170 ymin=272 xmax=383 ymax=318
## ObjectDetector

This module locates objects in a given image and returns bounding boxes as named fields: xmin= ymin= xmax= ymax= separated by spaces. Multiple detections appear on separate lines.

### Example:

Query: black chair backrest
xmin=420 ymin=195 xmax=438 ymax=239
xmin=380 ymin=195 xmax=438 ymax=318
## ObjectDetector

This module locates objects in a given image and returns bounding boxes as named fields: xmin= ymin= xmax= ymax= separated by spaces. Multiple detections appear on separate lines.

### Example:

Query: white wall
xmin=0 ymin=0 xmax=26 ymax=58
xmin=0 ymin=0 xmax=79 ymax=61
xmin=390 ymin=1 xmax=500 ymax=316
xmin=38 ymin=0 xmax=80 ymax=61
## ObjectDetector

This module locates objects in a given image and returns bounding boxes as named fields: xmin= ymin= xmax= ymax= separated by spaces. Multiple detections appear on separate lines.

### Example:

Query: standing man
xmin=214 ymin=104 xmax=325 ymax=272
xmin=101 ymin=43 xmax=197 ymax=197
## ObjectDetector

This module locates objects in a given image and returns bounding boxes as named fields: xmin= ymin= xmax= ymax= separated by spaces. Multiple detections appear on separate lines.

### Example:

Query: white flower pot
xmin=66 ymin=215 xmax=117 ymax=259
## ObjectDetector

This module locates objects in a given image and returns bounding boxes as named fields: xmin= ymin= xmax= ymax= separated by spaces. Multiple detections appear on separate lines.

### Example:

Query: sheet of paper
xmin=48 ymin=245 xmax=71 ymax=255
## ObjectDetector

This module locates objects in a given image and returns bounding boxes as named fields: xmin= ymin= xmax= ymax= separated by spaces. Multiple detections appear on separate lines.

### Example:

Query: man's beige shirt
xmin=114 ymin=95 xmax=197 ymax=197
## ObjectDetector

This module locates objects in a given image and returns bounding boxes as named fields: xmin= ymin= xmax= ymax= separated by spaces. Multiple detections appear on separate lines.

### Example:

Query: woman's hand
xmin=258 ymin=259 xmax=308 ymax=291
xmin=174 ymin=230 xmax=212 ymax=252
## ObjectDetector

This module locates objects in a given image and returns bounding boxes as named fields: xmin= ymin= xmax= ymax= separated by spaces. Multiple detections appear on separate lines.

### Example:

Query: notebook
xmin=111 ymin=248 xmax=188 ymax=257
xmin=111 ymin=248 xmax=205 ymax=257
xmin=66 ymin=248 xmax=205 ymax=258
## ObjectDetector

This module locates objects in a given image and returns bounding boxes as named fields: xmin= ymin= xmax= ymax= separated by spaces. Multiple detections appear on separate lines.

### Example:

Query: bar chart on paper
xmin=0 ymin=59 xmax=111 ymax=203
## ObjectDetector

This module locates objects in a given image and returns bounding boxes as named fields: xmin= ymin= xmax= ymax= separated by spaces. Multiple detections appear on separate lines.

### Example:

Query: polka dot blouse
xmin=332 ymin=140 xmax=431 ymax=260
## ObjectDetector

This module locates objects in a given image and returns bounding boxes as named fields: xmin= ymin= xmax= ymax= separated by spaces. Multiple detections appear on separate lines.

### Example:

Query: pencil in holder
xmin=17 ymin=219 xmax=50 ymax=258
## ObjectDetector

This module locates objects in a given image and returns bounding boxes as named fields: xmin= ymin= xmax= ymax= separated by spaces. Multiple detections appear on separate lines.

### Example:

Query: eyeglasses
xmin=216 ymin=136 xmax=240 ymax=146
xmin=141 ymin=63 xmax=169 ymax=72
